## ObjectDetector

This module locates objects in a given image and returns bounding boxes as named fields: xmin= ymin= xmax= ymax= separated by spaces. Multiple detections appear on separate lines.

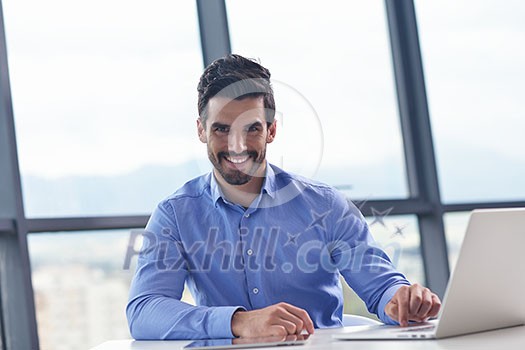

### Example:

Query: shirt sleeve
xmin=327 ymin=189 xmax=410 ymax=325
xmin=126 ymin=200 xmax=244 ymax=339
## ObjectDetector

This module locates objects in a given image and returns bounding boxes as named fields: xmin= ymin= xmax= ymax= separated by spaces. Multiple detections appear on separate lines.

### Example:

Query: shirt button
xmin=246 ymin=249 xmax=253 ymax=256
xmin=244 ymin=213 xmax=250 ymax=218
xmin=252 ymin=288 xmax=259 ymax=294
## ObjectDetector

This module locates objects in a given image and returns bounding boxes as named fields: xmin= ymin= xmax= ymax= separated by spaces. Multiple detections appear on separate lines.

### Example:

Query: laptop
xmin=334 ymin=208 xmax=525 ymax=340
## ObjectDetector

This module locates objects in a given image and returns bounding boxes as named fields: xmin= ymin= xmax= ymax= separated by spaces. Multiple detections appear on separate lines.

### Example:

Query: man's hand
xmin=385 ymin=284 xmax=441 ymax=327
xmin=231 ymin=302 xmax=315 ymax=338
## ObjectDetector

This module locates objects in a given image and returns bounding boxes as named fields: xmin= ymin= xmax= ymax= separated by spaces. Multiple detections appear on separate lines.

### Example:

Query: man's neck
xmin=214 ymin=162 xmax=267 ymax=209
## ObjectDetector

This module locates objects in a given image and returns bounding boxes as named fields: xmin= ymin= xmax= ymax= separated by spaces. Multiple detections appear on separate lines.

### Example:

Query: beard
xmin=208 ymin=147 xmax=266 ymax=186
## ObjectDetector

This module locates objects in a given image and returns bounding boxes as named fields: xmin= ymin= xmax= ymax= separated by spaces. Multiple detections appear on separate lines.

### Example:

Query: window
xmin=29 ymin=229 xmax=194 ymax=350
xmin=416 ymin=0 xmax=525 ymax=203
xmin=345 ymin=214 xmax=424 ymax=319
xmin=365 ymin=215 xmax=424 ymax=284
xmin=3 ymin=0 xmax=206 ymax=217
xmin=443 ymin=212 xmax=470 ymax=271
xmin=227 ymin=0 xmax=408 ymax=199
xmin=29 ymin=230 xmax=134 ymax=350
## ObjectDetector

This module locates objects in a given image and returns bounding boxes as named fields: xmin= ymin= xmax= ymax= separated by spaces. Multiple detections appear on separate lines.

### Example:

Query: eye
xmin=214 ymin=126 xmax=229 ymax=133
xmin=247 ymin=125 xmax=261 ymax=132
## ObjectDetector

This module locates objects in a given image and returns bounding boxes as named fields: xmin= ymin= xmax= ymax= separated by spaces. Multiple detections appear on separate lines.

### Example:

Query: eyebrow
xmin=210 ymin=122 xmax=230 ymax=129
xmin=210 ymin=121 xmax=263 ymax=129
xmin=247 ymin=121 xmax=263 ymax=128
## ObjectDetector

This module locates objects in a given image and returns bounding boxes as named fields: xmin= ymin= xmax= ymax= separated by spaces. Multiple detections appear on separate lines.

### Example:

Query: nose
xmin=228 ymin=129 xmax=247 ymax=154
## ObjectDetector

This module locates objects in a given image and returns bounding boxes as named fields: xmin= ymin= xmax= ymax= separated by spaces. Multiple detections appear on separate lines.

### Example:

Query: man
xmin=126 ymin=54 xmax=441 ymax=340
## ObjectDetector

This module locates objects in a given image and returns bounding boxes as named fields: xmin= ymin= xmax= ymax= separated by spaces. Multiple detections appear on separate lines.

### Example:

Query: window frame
xmin=1 ymin=1 xmax=524 ymax=349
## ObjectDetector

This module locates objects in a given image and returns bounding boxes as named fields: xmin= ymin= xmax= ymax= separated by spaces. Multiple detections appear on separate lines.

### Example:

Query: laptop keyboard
xmin=398 ymin=324 xmax=436 ymax=333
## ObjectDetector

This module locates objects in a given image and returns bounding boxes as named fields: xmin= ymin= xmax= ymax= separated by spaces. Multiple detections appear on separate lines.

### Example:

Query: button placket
xmin=239 ymin=212 xmax=263 ymax=307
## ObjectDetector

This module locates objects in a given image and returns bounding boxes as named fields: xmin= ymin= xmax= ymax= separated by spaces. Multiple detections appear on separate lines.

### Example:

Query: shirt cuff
xmin=208 ymin=306 xmax=246 ymax=338
xmin=377 ymin=283 xmax=410 ymax=325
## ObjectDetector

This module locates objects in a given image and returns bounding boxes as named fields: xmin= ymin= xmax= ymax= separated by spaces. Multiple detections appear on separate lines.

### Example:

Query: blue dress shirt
xmin=127 ymin=163 xmax=409 ymax=340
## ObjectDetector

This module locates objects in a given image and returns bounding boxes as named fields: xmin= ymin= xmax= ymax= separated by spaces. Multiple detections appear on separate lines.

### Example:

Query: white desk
xmin=91 ymin=325 xmax=525 ymax=350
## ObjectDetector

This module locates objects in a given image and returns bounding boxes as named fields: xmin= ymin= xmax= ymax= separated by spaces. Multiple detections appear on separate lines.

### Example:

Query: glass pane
xmin=2 ymin=0 xmax=205 ymax=217
xmin=29 ymin=230 xmax=194 ymax=350
xmin=344 ymin=214 xmax=424 ymax=318
xmin=365 ymin=214 xmax=424 ymax=284
xmin=227 ymin=0 xmax=408 ymax=199
xmin=29 ymin=230 xmax=133 ymax=349
xmin=443 ymin=212 xmax=470 ymax=272
xmin=416 ymin=0 xmax=525 ymax=203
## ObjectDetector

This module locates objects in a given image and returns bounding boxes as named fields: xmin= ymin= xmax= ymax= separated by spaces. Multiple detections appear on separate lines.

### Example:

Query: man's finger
xmin=385 ymin=300 xmax=398 ymax=321
xmin=427 ymin=294 xmax=442 ymax=318
xmin=284 ymin=334 xmax=299 ymax=342
xmin=268 ymin=325 xmax=288 ymax=337
xmin=279 ymin=303 xmax=315 ymax=334
xmin=275 ymin=308 xmax=304 ymax=334
xmin=397 ymin=287 xmax=410 ymax=327
xmin=415 ymin=288 xmax=433 ymax=321
xmin=409 ymin=285 xmax=423 ymax=316
xmin=277 ymin=318 xmax=299 ymax=335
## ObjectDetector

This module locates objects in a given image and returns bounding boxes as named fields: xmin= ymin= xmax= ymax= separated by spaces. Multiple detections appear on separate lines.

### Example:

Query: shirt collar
xmin=209 ymin=162 xmax=277 ymax=206
xmin=209 ymin=172 xmax=224 ymax=206
xmin=262 ymin=163 xmax=276 ymax=199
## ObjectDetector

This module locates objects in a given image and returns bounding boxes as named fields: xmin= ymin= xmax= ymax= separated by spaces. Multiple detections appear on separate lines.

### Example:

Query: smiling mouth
xmin=225 ymin=155 xmax=250 ymax=164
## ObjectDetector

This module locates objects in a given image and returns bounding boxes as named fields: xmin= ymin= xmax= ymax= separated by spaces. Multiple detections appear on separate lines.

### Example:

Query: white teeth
xmin=226 ymin=156 xmax=249 ymax=164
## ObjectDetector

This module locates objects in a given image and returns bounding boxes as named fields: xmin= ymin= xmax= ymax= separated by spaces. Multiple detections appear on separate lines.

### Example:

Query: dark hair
xmin=197 ymin=54 xmax=276 ymax=125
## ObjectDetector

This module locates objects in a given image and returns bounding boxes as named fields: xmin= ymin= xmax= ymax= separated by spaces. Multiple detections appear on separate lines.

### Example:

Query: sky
xmin=3 ymin=0 xmax=203 ymax=177
xmin=2 ymin=0 xmax=524 ymax=200
xmin=416 ymin=0 xmax=525 ymax=160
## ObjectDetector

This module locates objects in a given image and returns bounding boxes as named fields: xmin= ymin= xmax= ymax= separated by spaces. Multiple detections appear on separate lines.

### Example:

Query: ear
xmin=266 ymin=120 xmax=277 ymax=143
xmin=197 ymin=118 xmax=207 ymax=143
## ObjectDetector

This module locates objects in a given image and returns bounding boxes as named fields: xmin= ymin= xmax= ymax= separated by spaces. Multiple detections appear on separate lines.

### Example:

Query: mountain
xmin=20 ymin=142 xmax=525 ymax=218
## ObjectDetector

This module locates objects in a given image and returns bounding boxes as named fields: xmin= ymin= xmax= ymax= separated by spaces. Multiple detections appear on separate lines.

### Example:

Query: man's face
xmin=197 ymin=96 xmax=276 ymax=186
